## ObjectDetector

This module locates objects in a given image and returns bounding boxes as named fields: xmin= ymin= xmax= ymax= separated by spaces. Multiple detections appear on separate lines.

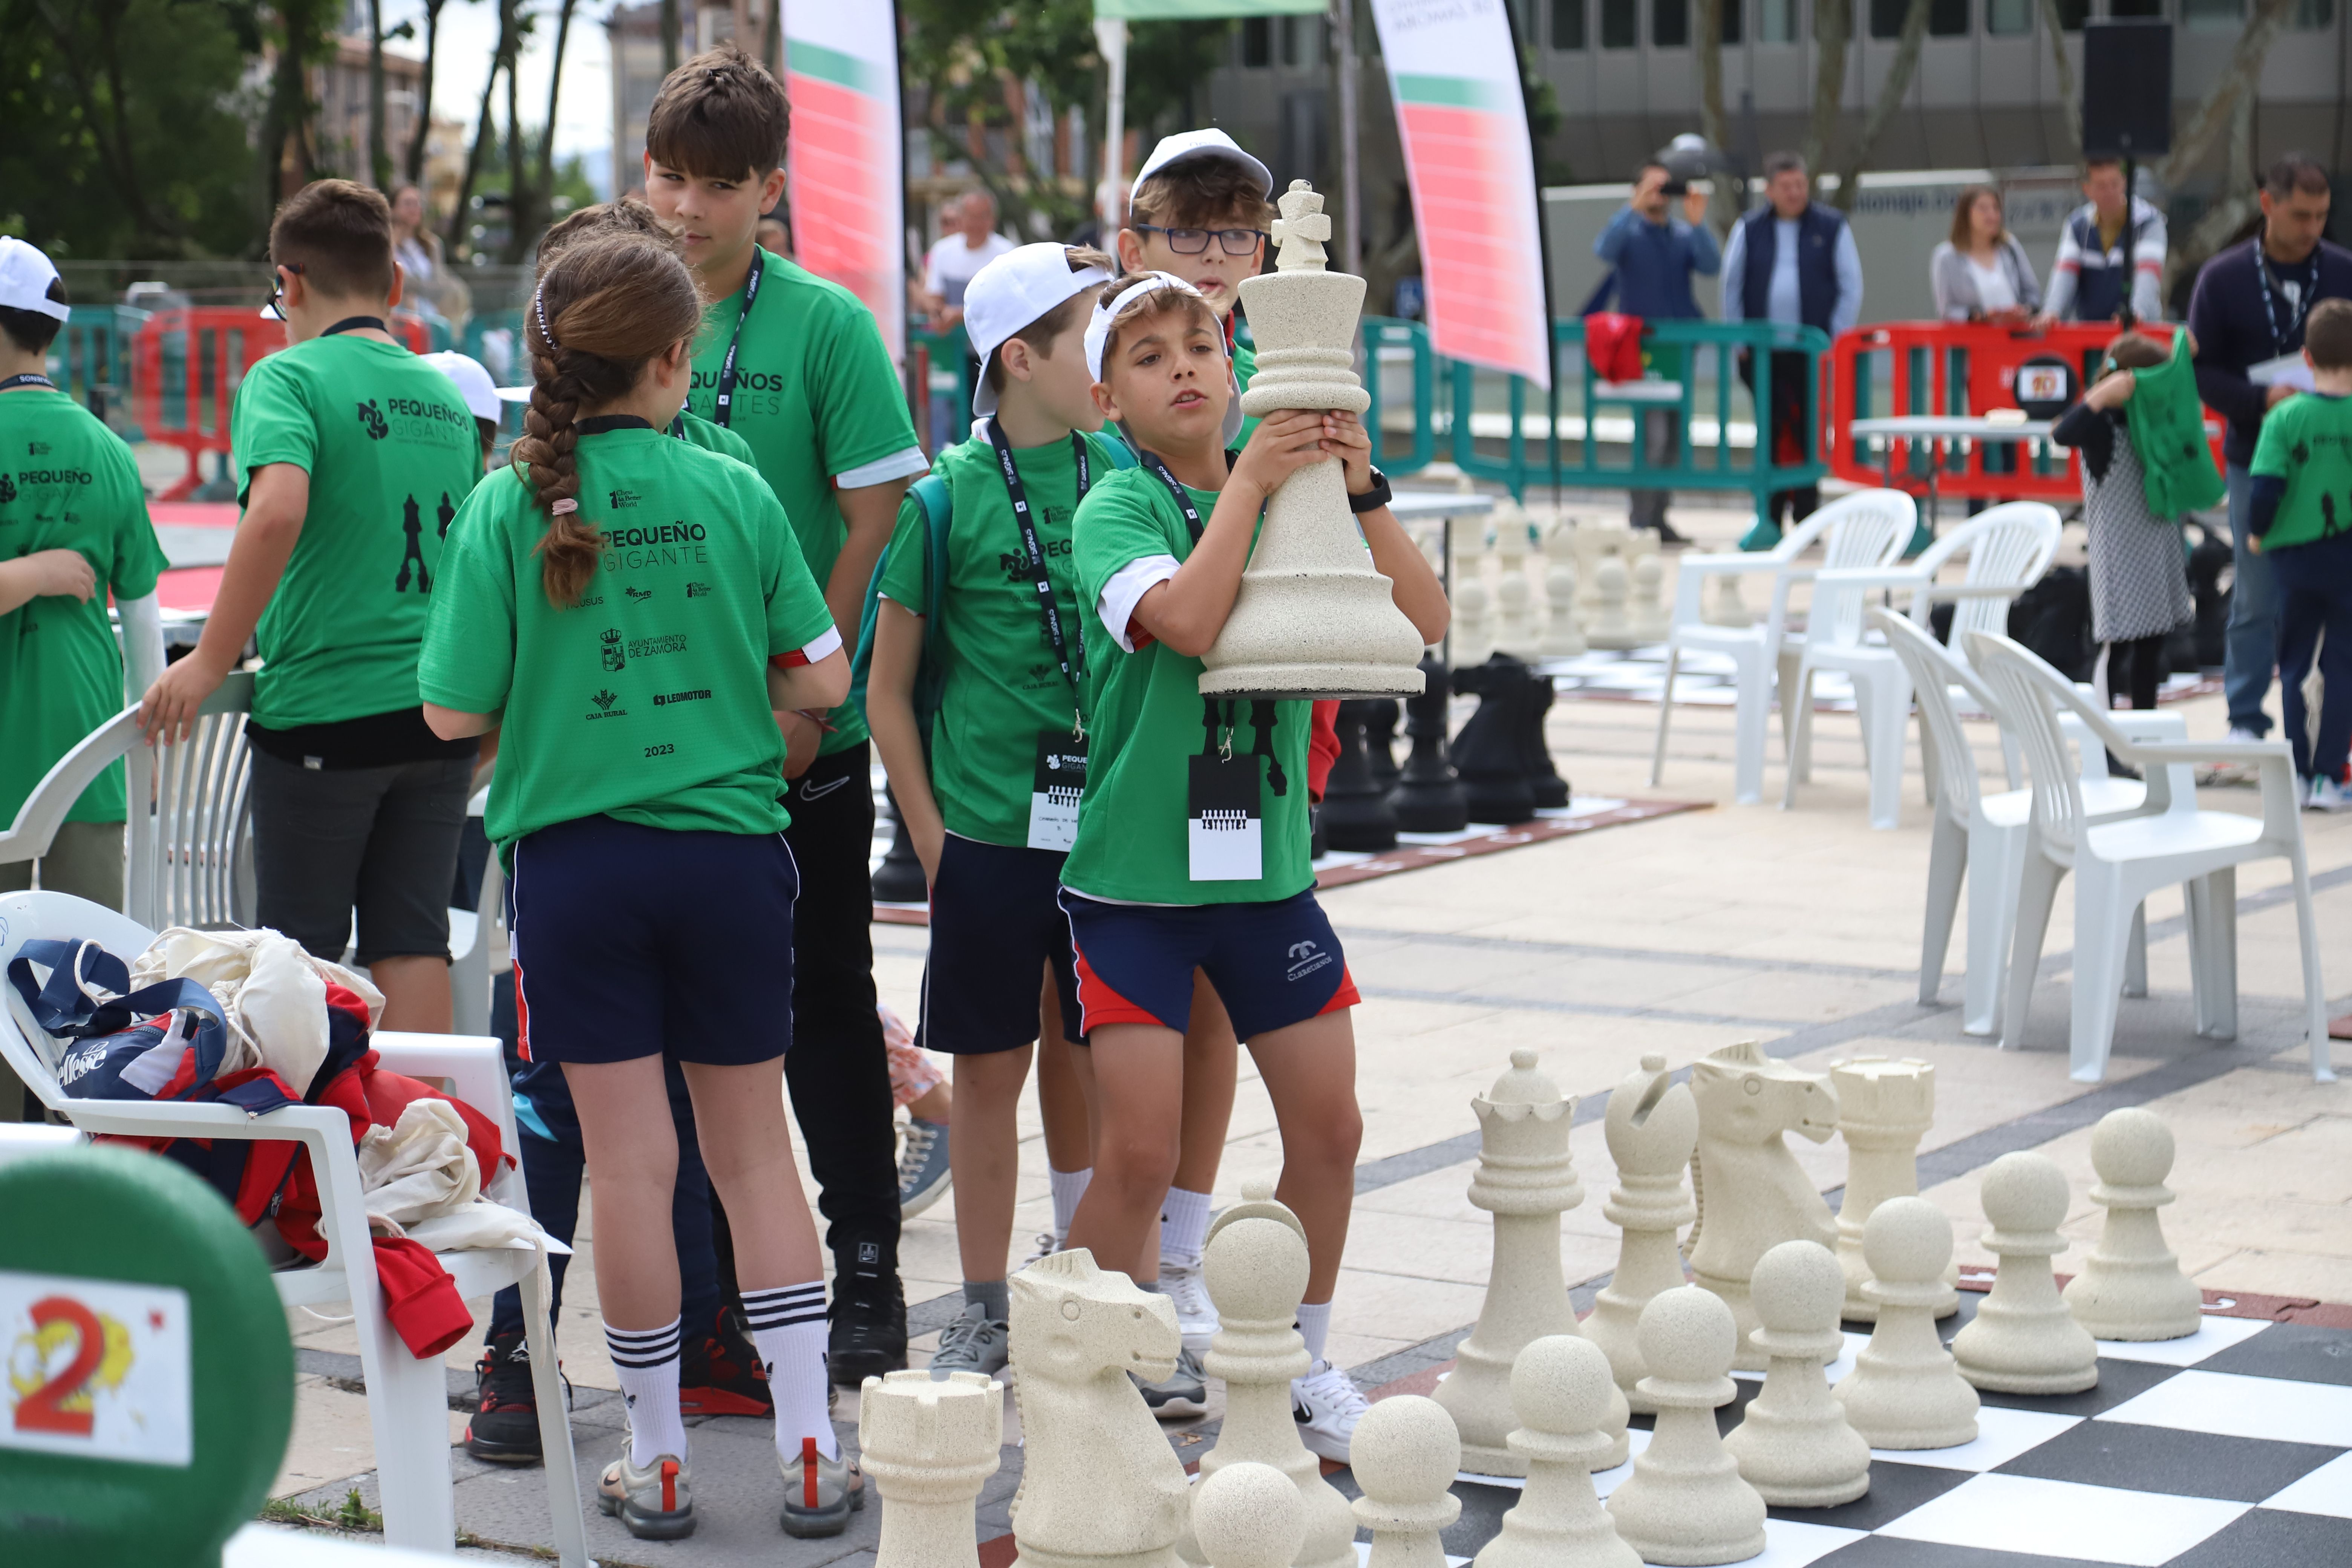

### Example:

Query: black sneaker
xmin=827 ymin=1277 xmax=908 ymax=1385
xmin=681 ymin=1308 xmax=775 ymax=1418
xmin=465 ymin=1331 xmax=544 ymax=1464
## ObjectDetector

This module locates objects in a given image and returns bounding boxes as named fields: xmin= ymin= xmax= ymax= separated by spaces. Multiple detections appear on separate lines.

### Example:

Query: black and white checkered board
xmin=1331 ymin=1304 xmax=2352 ymax=1568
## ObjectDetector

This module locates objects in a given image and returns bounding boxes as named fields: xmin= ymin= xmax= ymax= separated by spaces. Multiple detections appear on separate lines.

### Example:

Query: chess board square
xmin=2158 ymin=1504 xmax=2352 ymax=1566
xmin=1873 ymin=1473 xmax=2248 ymax=1564
xmin=2087 ymin=1315 xmax=2273 ymax=1367
xmin=1806 ymin=1539 xmax=2131 ymax=1567
xmin=2193 ymin=1323 xmax=2352 ymax=1387
xmin=2098 ymin=1369 xmax=2352 ymax=1447
xmin=2261 ymin=1451 xmax=2352 ymax=1520
xmin=1766 ymin=1458 xmax=1975 ymax=1531
xmin=1867 ymin=1406 xmax=2082 ymax=1472
xmin=1751 ymin=1517 xmax=1871 ymax=1565
xmin=1427 ymin=1478 xmax=1516 ymax=1560
xmin=1992 ymin=1415 xmax=2344 ymax=1501
xmin=1974 ymin=1356 xmax=2185 ymax=1418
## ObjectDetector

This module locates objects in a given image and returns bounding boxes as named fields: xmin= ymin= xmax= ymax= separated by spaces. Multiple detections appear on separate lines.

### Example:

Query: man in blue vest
xmin=1721 ymin=152 xmax=1864 ymax=544
xmin=1594 ymin=160 xmax=1721 ymax=544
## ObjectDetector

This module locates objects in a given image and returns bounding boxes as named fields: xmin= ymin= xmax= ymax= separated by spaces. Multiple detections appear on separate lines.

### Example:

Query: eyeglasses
xmin=1132 ymin=224 xmax=1265 ymax=258
xmin=265 ymin=262 xmax=305 ymax=321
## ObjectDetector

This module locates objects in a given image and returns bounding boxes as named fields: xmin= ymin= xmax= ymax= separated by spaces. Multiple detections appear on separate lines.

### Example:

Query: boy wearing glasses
xmin=1118 ymin=130 xmax=1277 ymax=444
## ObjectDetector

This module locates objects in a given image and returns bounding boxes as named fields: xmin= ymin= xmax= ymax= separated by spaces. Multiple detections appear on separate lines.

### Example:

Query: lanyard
xmin=323 ymin=315 xmax=386 ymax=337
xmin=1136 ymin=450 xmax=1209 ymax=542
xmin=709 ymin=257 xmax=764 ymax=429
xmin=0 ymin=374 xmax=56 ymax=392
xmin=2257 ymin=250 xmax=2320 ymax=358
xmin=985 ymin=419 xmax=1090 ymax=699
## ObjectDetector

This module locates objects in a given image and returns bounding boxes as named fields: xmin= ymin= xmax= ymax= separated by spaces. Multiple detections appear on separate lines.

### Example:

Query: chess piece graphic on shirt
xmin=393 ymin=493 xmax=431 ymax=593
xmin=437 ymin=490 xmax=456 ymax=539
xmin=1007 ymin=1251 xmax=1190 ymax=1568
xmin=1952 ymin=1152 xmax=2099 ymax=1394
xmin=1684 ymin=1041 xmax=1839 ymax=1371
xmin=2061 ymin=1109 xmax=2203 ymax=1341
xmin=1832 ymin=1056 xmax=1958 ymax=1322
xmin=1833 ymin=1198 xmax=1980 ymax=1450
xmin=1436 ymin=1051 xmax=1630 ymax=1475
xmin=1193 ymin=1462 xmax=1305 ymax=1568
xmin=1604 ymin=1286 xmax=1767 ymax=1566
xmin=1473 ymin=1335 xmax=1641 ymax=1568
xmin=860 ymin=1368 xmax=1003 ymax=1568
xmin=1349 ymin=1395 xmax=1462 ymax=1568
xmin=1584 ymin=1053 xmax=1699 ymax=1414
xmin=1723 ymin=1240 xmax=1871 ymax=1507
xmin=1198 ymin=181 xmax=1424 ymax=700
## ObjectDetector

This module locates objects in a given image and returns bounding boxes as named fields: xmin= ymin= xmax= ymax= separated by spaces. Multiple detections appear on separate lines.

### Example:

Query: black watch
xmin=1347 ymin=464 xmax=1393 ymax=514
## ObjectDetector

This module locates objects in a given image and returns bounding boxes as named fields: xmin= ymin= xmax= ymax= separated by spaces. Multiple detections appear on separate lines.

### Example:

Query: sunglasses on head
xmin=1131 ymin=224 xmax=1265 ymax=258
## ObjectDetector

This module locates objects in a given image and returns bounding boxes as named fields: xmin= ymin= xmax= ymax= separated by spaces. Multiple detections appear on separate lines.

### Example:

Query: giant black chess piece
xmin=1524 ymin=665 xmax=1570 ymax=810
xmin=1389 ymin=654 xmax=1470 ymax=833
xmin=1321 ymin=699 xmax=1399 ymax=851
xmin=871 ymin=785 xmax=927 ymax=904
xmin=1451 ymin=655 xmax=1538 ymax=825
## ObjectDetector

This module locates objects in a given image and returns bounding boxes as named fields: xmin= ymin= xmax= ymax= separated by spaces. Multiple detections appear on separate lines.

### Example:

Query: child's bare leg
xmin=1063 ymin=1023 xmax=1183 ymax=1280
xmin=949 ymin=1044 xmax=1033 ymax=1283
xmin=1243 ymin=1009 xmax=1361 ymax=1306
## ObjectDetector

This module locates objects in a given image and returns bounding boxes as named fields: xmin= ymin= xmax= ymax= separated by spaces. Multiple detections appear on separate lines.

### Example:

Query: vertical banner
xmin=1367 ymin=0 xmax=1550 ymax=388
xmin=784 ymin=2 xmax=907 ymax=361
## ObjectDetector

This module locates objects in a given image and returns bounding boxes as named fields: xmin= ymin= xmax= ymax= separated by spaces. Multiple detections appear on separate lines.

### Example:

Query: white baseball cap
xmin=1085 ymin=273 xmax=1242 ymax=445
xmin=422 ymin=351 xmax=502 ymax=423
xmin=0 ymin=237 xmax=69 ymax=322
xmin=966 ymin=243 xmax=1113 ymax=416
xmin=1129 ymin=129 xmax=1272 ymax=204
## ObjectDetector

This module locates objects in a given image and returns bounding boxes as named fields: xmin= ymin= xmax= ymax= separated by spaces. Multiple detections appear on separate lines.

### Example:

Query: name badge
xmin=1028 ymin=732 xmax=1087 ymax=852
xmin=1187 ymin=752 xmax=1263 ymax=881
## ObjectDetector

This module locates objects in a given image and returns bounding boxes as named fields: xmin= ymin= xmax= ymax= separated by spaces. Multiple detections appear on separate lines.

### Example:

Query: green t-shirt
xmin=671 ymin=409 xmax=756 ymax=467
xmin=2251 ymin=392 xmax=2352 ymax=552
xmin=230 ymin=334 xmax=483 ymax=729
xmin=419 ymin=424 xmax=838 ymax=855
xmin=684 ymin=251 xmax=922 ymax=756
xmin=877 ymin=430 xmax=1125 ymax=847
xmin=1231 ymin=337 xmax=1260 ymax=446
xmin=0 ymin=389 xmax=167 ymax=824
xmin=1064 ymin=466 xmax=1311 ymax=905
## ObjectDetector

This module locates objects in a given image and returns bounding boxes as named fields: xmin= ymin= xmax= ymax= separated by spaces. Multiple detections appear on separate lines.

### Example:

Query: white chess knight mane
xmin=1683 ymin=1041 xmax=1839 ymax=1367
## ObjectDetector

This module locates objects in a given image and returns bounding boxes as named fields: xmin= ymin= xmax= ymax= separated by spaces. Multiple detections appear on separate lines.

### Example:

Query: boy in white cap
xmin=863 ymin=243 xmax=1120 ymax=1384
xmin=421 ymin=349 xmax=504 ymax=469
xmin=0 ymin=237 xmax=168 ymax=938
xmin=1119 ymin=129 xmax=1277 ymax=444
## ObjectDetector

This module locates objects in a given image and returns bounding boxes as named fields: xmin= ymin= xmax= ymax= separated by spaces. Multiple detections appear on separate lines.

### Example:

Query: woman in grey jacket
xmin=1930 ymin=186 xmax=2043 ymax=323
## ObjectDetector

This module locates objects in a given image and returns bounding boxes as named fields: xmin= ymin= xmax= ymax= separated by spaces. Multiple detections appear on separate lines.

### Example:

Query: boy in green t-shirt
xmin=1118 ymin=129 xmax=1277 ymax=444
xmin=640 ymin=41 xmax=925 ymax=1383
xmin=139 ymin=181 xmax=481 ymax=1032
xmin=1063 ymin=274 xmax=1449 ymax=1462
xmin=0 ymin=237 xmax=167 ymax=917
xmin=2248 ymin=297 xmax=2352 ymax=809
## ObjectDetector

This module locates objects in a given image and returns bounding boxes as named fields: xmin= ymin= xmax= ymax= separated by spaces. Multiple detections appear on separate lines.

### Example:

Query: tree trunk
xmin=661 ymin=0 xmax=681 ymax=73
xmin=1696 ymin=0 xmax=1738 ymax=228
xmin=503 ymin=8 xmax=529 ymax=262
xmin=764 ymin=0 xmax=782 ymax=72
xmin=367 ymin=0 xmax=390 ymax=188
xmin=2036 ymin=0 xmax=2080 ymax=162
xmin=406 ymin=0 xmax=444 ymax=185
xmin=1833 ymin=0 xmax=1929 ymax=210
xmin=533 ymin=0 xmax=582 ymax=227
xmin=2167 ymin=77 xmax=2264 ymax=300
xmin=30 ymin=0 xmax=174 ymax=242
xmin=1804 ymin=0 xmax=1852 ymax=175
xmin=2159 ymin=0 xmax=2296 ymax=191
xmin=447 ymin=0 xmax=515 ymax=257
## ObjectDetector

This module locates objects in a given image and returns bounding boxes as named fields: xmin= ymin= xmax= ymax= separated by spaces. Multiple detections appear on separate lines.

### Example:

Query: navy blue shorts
xmin=922 ymin=835 xmax=1083 ymax=1054
xmin=508 ymin=814 xmax=798 ymax=1066
xmin=1057 ymin=888 xmax=1358 ymax=1042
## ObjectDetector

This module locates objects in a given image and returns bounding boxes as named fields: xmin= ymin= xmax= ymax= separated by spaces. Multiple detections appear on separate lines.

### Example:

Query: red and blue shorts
xmin=1056 ymin=887 xmax=1359 ymax=1042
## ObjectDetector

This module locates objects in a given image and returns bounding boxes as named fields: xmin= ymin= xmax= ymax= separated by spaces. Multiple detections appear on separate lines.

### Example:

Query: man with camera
xmin=1594 ymin=160 xmax=1721 ymax=545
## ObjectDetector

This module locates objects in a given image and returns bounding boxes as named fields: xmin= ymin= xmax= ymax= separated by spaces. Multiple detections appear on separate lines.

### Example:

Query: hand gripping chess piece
xmin=1472 ymin=1335 xmax=1640 ymax=1568
xmin=1832 ymin=1056 xmax=1958 ymax=1322
xmin=862 ymin=1369 xmax=1005 ymax=1568
xmin=1951 ymin=1153 xmax=2099 ymax=1394
xmin=1193 ymin=1462 xmax=1305 ymax=1568
xmin=1723 ymin=1241 xmax=1871 ymax=1507
xmin=1832 ymin=1198 xmax=1980 ymax=1450
xmin=2061 ymin=1109 xmax=2202 ymax=1341
xmin=1603 ymin=1287 xmax=1768 ymax=1566
xmin=1181 ymin=1208 xmax=1354 ymax=1568
xmin=1349 ymin=1395 xmax=1462 ymax=1568
xmin=1685 ymin=1040 xmax=1839 ymax=1371
xmin=1434 ymin=1051 xmax=1630 ymax=1475
xmin=1008 ymin=1251 xmax=1190 ymax=1568
xmin=1582 ymin=1053 xmax=1698 ymax=1414
xmin=1198 ymin=181 xmax=1425 ymax=700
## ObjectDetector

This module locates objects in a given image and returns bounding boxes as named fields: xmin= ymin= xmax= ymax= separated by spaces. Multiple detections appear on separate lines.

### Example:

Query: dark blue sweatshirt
xmin=2187 ymin=235 xmax=2352 ymax=466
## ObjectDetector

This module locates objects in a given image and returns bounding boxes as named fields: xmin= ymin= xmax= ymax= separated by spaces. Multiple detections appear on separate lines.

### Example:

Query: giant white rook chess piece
xmin=1604 ymin=1286 xmax=1768 ymax=1566
xmin=1685 ymin=1041 xmax=1840 ymax=1370
xmin=1472 ymin=1335 xmax=1641 ymax=1568
xmin=1349 ymin=1395 xmax=1462 ymax=1568
xmin=2062 ymin=1109 xmax=2202 ymax=1340
xmin=1833 ymin=1198 xmax=1979 ymax=1450
xmin=1833 ymin=1056 xmax=1958 ymax=1321
xmin=1435 ymin=1051 xmax=1630 ymax=1475
xmin=1582 ymin=1053 xmax=1698 ymax=1413
xmin=1723 ymin=1240 xmax=1870 ymax=1507
xmin=1198 ymin=181 xmax=1425 ymax=700
xmin=861 ymin=1368 xmax=1004 ymax=1568
xmin=1952 ymin=1152 xmax=2099 ymax=1393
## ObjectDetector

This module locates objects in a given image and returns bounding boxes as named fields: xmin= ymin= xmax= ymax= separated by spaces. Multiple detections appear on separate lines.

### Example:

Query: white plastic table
xmin=1389 ymin=490 xmax=1497 ymax=669
xmin=1848 ymin=414 xmax=2053 ymax=532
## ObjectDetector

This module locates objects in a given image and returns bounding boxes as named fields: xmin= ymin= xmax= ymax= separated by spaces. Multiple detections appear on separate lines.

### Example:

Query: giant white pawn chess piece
xmin=1833 ymin=1199 xmax=1980 ymax=1450
xmin=862 ymin=1369 xmax=1004 ymax=1568
xmin=1604 ymin=1287 xmax=1768 ymax=1566
xmin=1582 ymin=1053 xmax=1698 ymax=1413
xmin=1723 ymin=1240 xmax=1871 ymax=1507
xmin=1198 ymin=181 xmax=1425 ymax=700
xmin=1538 ymin=518 xmax=1586 ymax=658
xmin=1833 ymin=1056 xmax=1958 ymax=1321
xmin=1472 ymin=1335 xmax=1641 ymax=1568
xmin=1349 ymin=1395 xmax=1462 ymax=1568
xmin=1435 ymin=1051 xmax=1630 ymax=1475
xmin=2062 ymin=1108 xmax=2203 ymax=1341
xmin=1193 ymin=1463 xmax=1305 ymax=1568
xmin=1952 ymin=1153 xmax=2099 ymax=1394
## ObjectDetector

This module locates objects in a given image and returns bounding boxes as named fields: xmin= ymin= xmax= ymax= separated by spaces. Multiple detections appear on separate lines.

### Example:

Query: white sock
xmin=1159 ymin=1187 xmax=1213 ymax=1269
xmin=606 ymin=1317 xmax=687 ymax=1467
xmin=1295 ymin=1301 xmax=1333 ymax=1367
xmin=1048 ymin=1166 xmax=1092 ymax=1241
xmin=744 ymin=1283 xmax=838 ymax=1461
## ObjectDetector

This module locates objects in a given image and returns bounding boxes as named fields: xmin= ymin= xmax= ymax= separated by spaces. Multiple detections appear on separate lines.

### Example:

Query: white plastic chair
xmin=1649 ymin=489 xmax=1916 ymax=805
xmin=0 ymin=891 xmax=589 ymax=1563
xmin=447 ymin=776 xmax=504 ymax=1039
xmin=1784 ymin=503 xmax=2063 ymax=830
xmin=1965 ymin=633 xmax=2334 ymax=1084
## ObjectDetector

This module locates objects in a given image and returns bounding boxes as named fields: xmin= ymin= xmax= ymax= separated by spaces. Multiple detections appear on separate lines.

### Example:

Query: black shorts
xmin=1057 ymin=887 xmax=1358 ymax=1042
xmin=920 ymin=834 xmax=1083 ymax=1055
xmin=508 ymin=814 xmax=799 ymax=1067
xmin=250 ymin=751 xmax=473 ymax=964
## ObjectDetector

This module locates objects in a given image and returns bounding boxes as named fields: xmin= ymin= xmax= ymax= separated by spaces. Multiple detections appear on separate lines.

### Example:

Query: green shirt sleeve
xmin=1074 ymin=475 xmax=1182 ymax=635
xmin=2249 ymin=401 xmax=2295 ymax=480
xmin=419 ymin=480 xmax=518 ymax=714
xmin=759 ymin=481 xmax=838 ymax=658
xmin=874 ymin=495 xmax=929 ymax=612
xmin=229 ymin=357 xmax=318 ymax=504
xmin=105 ymin=439 xmax=166 ymax=600
xmin=812 ymin=299 xmax=921 ymax=480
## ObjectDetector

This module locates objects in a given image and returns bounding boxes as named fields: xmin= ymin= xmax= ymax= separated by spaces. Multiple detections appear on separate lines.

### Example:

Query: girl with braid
xmin=421 ymin=230 xmax=859 ymax=1541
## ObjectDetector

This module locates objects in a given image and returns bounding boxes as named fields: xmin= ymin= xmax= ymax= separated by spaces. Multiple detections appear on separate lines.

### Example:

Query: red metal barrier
xmin=1824 ymin=320 xmax=2223 ymax=505
xmin=132 ymin=310 xmax=430 ymax=501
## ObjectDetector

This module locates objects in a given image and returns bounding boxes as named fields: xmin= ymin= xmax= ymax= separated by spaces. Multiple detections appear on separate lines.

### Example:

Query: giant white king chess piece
xmin=1198 ymin=181 xmax=1427 ymax=701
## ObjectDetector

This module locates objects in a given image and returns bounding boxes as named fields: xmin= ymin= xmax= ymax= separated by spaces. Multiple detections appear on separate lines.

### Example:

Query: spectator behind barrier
xmin=1931 ymin=185 xmax=2042 ymax=325
xmin=1592 ymin=159 xmax=1723 ymax=544
xmin=2038 ymin=156 xmax=2165 ymax=327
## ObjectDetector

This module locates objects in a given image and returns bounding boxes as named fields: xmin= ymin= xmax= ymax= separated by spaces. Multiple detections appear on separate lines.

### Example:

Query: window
xmin=2053 ymin=0 xmax=2088 ymax=25
xmin=1760 ymin=0 xmax=1799 ymax=37
xmin=1603 ymin=0 xmax=1640 ymax=44
xmin=1241 ymin=17 xmax=1271 ymax=66
xmin=1721 ymin=0 xmax=1745 ymax=42
xmin=1931 ymin=0 xmax=1968 ymax=32
xmin=1986 ymin=0 xmax=2030 ymax=34
xmin=1657 ymin=0 xmax=1691 ymax=44
xmin=1553 ymin=0 xmax=1588 ymax=46
xmin=2295 ymin=0 xmax=2334 ymax=24
xmin=2181 ymin=0 xmax=2241 ymax=26
xmin=2109 ymin=0 xmax=2161 ymax=14
xmin=1870 ymin=0 xmax=1905 ymax=36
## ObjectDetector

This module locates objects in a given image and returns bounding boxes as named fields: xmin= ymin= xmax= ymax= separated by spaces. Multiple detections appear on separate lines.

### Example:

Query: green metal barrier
xmin=911 ymin=328 xmax=972 ymax=446
xmin=48 ymin=306 xmax=137 ymax=435
xmin=1360 ymin=317 xmax=1437 ymax=474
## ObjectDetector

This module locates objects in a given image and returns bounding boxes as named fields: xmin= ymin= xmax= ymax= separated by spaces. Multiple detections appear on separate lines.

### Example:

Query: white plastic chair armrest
xmin=1813 ymin=565 xmax=1931 ymax=593
xmin=0 ymin=709 xmax=141 ymax=865
xmin=371 ymin=1032 xmax=509 ymax=1123
xmin=2101 ymin=711 xmax=2188 ymax=741
xmin=1677 ymin=551 xmax=1790 ymax=577
xmin=2123 ymin=739 xmax=2293 ymax=765
xmin=1911 ymin=582 xmax=2031 ymax=601
xmin=53 ymin=1098 xmax=350 ymax=1142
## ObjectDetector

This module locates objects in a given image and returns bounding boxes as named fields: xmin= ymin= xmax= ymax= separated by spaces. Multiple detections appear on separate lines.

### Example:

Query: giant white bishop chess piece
xmin=1198 ymin=181 xmax=1427 ymax=700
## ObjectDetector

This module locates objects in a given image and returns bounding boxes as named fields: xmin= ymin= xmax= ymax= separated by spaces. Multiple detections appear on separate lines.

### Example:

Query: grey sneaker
xmin=928 ymin=1300 xmax=1009 ymax=1380
xmin=597 ymin=1450 xmax=694 ymax=1540
xmin=1152 ymin=1262 xmax=1220 ymax=1358
xmin=1133 ymin=1344 xmax=1209 ymax=1420
xmin=1020 ymin=1230 xmax=1064 ymax=1267
xmin=779 ymin=1436 xmax=865 ymax=1538
xmin=897 ymin=1117 xmax=952 ymax=1217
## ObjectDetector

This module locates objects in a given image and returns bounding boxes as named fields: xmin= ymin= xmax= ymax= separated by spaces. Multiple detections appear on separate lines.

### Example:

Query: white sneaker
xmin=2226 ymin=726 xmax=2266 ymax=744
xmin=1152 ymin=1262 xmax=1220 ymax=1357
xmin=1291 ymin=1360 xmax=1368 ymax=1464
xmin=1020 ymin=1231 xmax=1064 ymax=1268
xmin=2309 ymin=775 xmax=2352 ymax=812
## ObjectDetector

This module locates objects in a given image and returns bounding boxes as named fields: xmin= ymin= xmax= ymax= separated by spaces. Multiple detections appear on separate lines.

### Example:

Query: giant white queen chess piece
xmin=1199 ymin=181 xmax=1428 ymax=700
